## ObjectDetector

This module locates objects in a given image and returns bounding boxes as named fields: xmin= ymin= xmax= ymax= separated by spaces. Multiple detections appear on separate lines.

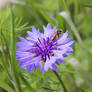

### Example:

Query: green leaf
xmin=0 ymin=80 xmax=15 ymax=92
xmin=20 ymin=73 xmax=35 ymax=92
xmin=80 ymin=0 xmax=92 ymax=8
xmin=9 ymin=3 xmax=22 ymax=92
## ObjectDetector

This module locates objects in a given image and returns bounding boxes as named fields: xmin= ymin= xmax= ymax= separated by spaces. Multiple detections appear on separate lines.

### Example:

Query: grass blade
xmin=9 ymin=2 xmax=21 ymax=92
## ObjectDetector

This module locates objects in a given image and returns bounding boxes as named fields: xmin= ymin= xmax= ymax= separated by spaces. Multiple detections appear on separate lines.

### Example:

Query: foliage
xmin=0 ymin=0 xmax=92 ymax=92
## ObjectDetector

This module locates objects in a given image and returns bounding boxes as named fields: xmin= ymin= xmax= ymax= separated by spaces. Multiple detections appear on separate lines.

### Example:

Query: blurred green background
xmin=0 ymin=0 xmax=92 ymax=92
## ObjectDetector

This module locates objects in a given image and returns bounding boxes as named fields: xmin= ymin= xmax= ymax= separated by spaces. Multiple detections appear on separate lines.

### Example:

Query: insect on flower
xmin=16 ymin=23 xmax=74 ymax=74
xmin=51 ymin=29 xmax=62 ymax=41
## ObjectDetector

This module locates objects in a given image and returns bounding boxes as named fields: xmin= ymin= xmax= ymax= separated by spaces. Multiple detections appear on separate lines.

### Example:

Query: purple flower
xmin=16 ymin=23 xmax=74 ymax=73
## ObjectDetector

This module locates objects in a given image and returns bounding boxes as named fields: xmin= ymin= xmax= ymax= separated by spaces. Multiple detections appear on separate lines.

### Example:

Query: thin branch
xmin=53 ymin=71 xmax=68 ymax=92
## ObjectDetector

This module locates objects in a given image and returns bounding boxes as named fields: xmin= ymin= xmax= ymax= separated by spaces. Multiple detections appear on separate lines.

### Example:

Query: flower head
xmin=16 ymin=23 xmax=74 ymax=73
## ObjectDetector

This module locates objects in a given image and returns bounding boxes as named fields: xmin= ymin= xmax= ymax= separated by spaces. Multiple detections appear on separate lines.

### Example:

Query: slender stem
xmin=53 ymin=71 xmax=67 ymax=92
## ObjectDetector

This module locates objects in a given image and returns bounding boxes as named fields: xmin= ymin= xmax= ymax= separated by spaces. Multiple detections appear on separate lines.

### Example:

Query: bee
xmin=51 ymin=29 xmax=62 ymax=41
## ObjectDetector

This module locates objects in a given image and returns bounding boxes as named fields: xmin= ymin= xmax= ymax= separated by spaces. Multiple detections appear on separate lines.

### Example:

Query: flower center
xmin=34 ymin=38 xmax=56 ymax=62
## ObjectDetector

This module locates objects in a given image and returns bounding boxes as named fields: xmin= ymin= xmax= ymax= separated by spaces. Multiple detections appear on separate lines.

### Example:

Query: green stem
xmin=53 ymin=71 xmax=67 ymax=92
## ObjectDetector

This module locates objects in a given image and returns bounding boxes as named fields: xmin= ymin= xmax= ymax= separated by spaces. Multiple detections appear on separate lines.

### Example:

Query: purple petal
xmin=16 ymin=53 xmax=35 ymax=62
xmin=57 ymin=41 xmax=75 ymax=49
xmin=44 ymin=56 xmax=57 ymax=71
xmin=53 ymin=47 xmax=74 ymax=58
xmin=55 ymin=58 xmax=65 ymax=64
xmin=18 ymin=36 xmax=26 ymax=42
xmin=51 ymin=64 xmax=60 ymax=72
xmin=20 ymin=56 xmax=41 ymax=68
xmin=57 ymin=31 xmax=69 ymax=44
xmin=43 ymin=23 xmax=56 ymax=38
xmin=27 ymin=65 xmax=34 ymax=72
xmin=27 ymin=27 xmax=43 ymax=42
xmin=58 ymin=38 xmax=72 ymax=45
